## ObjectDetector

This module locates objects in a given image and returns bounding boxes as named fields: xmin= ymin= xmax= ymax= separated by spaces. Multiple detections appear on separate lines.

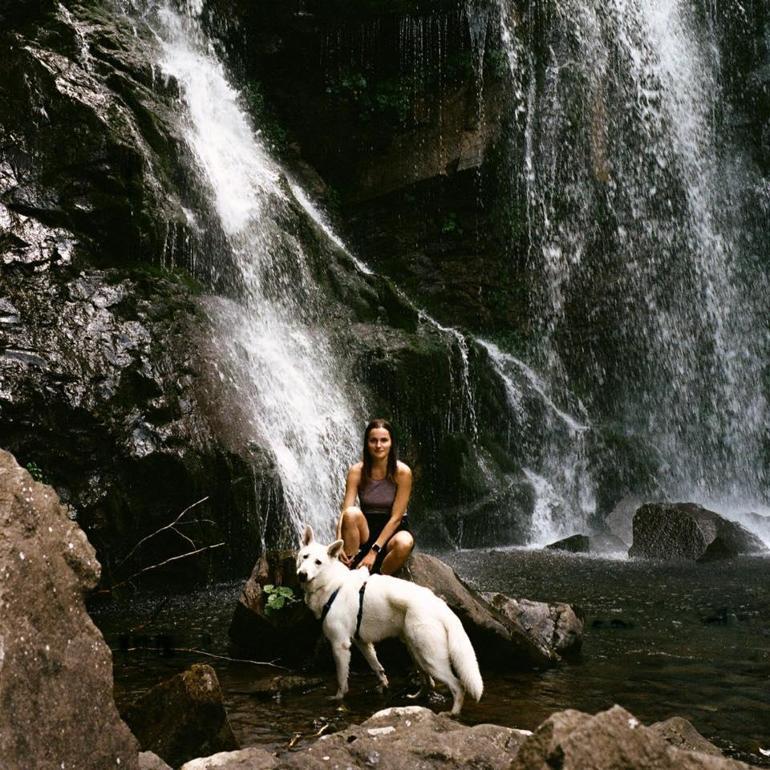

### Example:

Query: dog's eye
xmin=315 ymin=559 xmax=322 ymax=565
xmin=302 ymin=554 xmax=308 ymax=559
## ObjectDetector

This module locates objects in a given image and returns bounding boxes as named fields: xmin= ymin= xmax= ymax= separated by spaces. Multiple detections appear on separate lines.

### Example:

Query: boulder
xmin=180 ymin=747 xmax=278 ymax=770
xmin=139 ymin=752 xmax=173 ymax=770
xmin=628 ymin=503 xmax=766 ymax=560
xmin=122 ymin=663 xmax=238 ymax=767
xmin=229 ymin=550 xmax=320 ymax=663
xmin=0 ymin=448 xmax=140 ymax=768
xmin=402 ymin=553 xmax=580 ymax=666
xmin=510 ymin=705 xmax=752 ymax=770
xmin=194 ymin=706 xmax=528 ymax=769
xmin=650 ymin=716 xmax=724 ymax=756
xmin=546 ymin=534 xmax=591 ymax=553
xmin=483 ymin=593 xmax=583 ymax=657
xmin=182 ymin=705 xmax=748 ymax=770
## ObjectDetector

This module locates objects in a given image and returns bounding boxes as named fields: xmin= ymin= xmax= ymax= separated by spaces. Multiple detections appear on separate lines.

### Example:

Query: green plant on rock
xmin=26 ymin=461 xmax=46 ymax=483
xmin=263 ymin=584 xmax=300 ymax=615
xmin=441 ymin=212 xmax=463 ymax=235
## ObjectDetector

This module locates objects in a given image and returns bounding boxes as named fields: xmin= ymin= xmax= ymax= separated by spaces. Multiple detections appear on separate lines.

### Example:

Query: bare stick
xmin=111 ymin=542 xmax=224 ymax=590
xmin=117 ymin=496 xmax=211 ymax=568
xmin=119 ymin=646 xmax=288 ymax=669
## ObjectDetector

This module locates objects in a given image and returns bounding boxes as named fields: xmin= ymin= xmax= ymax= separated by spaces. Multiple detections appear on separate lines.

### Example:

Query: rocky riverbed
xmin=2 ymin=448 xmax=770 ymax=768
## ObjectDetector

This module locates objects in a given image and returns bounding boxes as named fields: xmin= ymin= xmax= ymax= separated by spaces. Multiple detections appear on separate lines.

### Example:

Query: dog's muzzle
xmin=297 ymin=571 xmax=308 ymax=583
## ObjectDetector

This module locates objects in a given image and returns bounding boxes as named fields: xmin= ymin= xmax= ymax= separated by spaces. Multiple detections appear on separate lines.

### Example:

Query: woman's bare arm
xmin=337 ymin=463 xmax=362 ymax=538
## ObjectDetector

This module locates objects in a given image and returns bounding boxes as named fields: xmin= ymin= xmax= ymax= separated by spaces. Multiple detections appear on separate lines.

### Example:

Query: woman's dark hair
xmin=362 ymin=418 xmax=398 ymax=485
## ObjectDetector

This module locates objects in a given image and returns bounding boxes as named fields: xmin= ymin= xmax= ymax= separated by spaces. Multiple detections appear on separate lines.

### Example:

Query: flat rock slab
xmin=0 ymin=448 xmax=139 ymax=769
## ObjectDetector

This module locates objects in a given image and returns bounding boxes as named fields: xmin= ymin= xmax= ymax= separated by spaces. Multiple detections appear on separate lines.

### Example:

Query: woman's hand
xmin=339 ymin=550 xmax=352 ymax=567
xmin=358 ymin=548 xmax=377 ymax=571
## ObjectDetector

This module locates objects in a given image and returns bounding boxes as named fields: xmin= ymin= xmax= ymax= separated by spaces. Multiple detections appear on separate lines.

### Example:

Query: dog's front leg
xmin=354 ymin=640 xmax=389 ymax=689
xmin=331 ymin=640 xmax=352 ymax=700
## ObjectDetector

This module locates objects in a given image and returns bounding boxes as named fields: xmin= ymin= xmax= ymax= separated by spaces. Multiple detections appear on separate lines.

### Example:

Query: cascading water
xmin=481 ymin=340 xmax=595 ymax=543
xmin=126 ymin=0 xmax=363 ymax=541
xmin=497 ymin=0 xmax=770 ymax=516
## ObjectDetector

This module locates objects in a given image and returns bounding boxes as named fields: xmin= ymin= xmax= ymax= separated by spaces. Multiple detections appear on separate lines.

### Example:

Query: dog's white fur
xmin=296 ymin=525 xmax=483 ymax=715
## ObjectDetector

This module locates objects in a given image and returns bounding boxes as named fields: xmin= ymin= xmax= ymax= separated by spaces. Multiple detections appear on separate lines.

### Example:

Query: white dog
xmin=295 ymin=525 xmax=483 ymax=715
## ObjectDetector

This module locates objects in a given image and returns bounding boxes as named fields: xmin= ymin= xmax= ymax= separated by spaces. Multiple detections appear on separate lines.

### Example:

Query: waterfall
xmin=126 ymin=0 xmax=363 ymax=541
xmin=481 ymin=340 xmax=595 ymax=543
xmin=497 ymin=0 xmax=770 ymax=515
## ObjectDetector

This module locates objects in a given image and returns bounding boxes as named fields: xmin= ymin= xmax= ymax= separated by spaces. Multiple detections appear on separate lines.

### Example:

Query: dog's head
xmin=296 ymin=525 xmax=344 ymax=585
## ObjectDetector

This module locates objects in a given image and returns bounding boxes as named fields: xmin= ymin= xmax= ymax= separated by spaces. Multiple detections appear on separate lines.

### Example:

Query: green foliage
xmin=440 ymin=212 xmax=463 ymax=236
xmin=263 ymin=583 xmax=300 ymax=615
xmin=26 ymin=461 xmax=46 ymax=483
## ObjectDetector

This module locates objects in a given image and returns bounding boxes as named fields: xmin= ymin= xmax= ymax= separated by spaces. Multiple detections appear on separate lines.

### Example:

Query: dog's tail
xmin=443 ymin=606 xmax=484 ymax=702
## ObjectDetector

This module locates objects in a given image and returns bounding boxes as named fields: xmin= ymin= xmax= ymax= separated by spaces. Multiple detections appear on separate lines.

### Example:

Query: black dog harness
xmin=319 ymin=581 xmax=368 ymax=639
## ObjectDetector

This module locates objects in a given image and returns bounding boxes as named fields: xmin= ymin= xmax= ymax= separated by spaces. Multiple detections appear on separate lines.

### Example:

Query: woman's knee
xmin=341 ymin=506 xmax=364 ymax=526
xmin=388 ymin=531 xmax=414 ymax=555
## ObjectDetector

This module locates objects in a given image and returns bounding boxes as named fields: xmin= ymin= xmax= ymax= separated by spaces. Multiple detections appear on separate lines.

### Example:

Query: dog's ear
xmin=301 ymin=525 xmax=314 ymax=546
xmin=327 ymin=539 xmax=345 ymax=560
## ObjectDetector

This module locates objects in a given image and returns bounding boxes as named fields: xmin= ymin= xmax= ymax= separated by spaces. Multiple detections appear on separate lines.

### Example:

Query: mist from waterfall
xmin=497 ymin=0 xmax=770 ymax=517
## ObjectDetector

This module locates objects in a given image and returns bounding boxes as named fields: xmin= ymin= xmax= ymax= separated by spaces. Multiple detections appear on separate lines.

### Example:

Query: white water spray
xmin=142 ymin=2 xmax=362 ymax=540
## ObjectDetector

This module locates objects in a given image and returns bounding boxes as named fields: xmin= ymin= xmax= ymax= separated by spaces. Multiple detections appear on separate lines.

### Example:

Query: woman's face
xmin=367 ymin=427 xmax=392 ymax=461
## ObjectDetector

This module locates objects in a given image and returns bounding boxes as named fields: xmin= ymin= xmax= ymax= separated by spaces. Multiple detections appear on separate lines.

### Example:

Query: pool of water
xmin=90 ymin=548 xmax=770 ymax=766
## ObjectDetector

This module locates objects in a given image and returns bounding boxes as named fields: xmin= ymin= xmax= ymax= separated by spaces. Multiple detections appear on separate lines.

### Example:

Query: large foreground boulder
xmin=0 ymin=448 xmax=140 ymax=768
xmin=628 ymin=503 xmax=766 ymax=560
xmin=230 ymin=550 xmax=583 ymax=668
xmin=182 ymin=705 xmax=754 ymax=769
xmin=184 ymin=706 xmax=529 ymax=769
xmin=510 ymin=704 xmax=751 ymax=769
xmin=122 ymin=663 xmax=238 ymax=767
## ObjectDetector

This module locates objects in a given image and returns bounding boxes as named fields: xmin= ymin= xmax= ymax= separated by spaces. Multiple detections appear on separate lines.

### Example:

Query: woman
xmin=336 ymin=418 xmax=414 ymax=575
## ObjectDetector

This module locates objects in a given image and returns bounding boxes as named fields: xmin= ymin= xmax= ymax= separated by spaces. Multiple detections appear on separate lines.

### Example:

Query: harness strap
xmin=320 ymin=587 xmax=340 ymax=624
xmin=354 ymin=581 xmax=368 ymax=639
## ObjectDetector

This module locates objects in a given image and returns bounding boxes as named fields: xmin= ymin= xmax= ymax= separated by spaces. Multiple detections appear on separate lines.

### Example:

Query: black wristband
xmin=371 ymin=543 xmax=382 ymax=554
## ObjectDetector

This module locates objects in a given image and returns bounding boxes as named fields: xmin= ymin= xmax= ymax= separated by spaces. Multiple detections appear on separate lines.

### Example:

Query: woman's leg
xmin=380 ymin=531 xmax=414 ymax=575
xmin=340 ymin=506 xmax=368 ymax=562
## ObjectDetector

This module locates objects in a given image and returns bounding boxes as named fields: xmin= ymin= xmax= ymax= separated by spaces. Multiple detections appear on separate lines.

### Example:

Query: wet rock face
xmin=628 ymin=502 xmax=766 ymax=561
xmin=0 ymin=448 xmax=140 ymax=769
xmin=0 ymin=259 xmax=265 ymax=582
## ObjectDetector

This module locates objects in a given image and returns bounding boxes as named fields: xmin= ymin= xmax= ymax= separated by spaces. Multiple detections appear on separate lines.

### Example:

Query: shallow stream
xmin=90 ymin=549 xmax=770 ymax=766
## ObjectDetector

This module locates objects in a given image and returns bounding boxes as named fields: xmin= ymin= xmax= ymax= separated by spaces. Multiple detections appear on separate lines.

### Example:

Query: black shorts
xmin=349 ymin=513 xmax=410 ymax=574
